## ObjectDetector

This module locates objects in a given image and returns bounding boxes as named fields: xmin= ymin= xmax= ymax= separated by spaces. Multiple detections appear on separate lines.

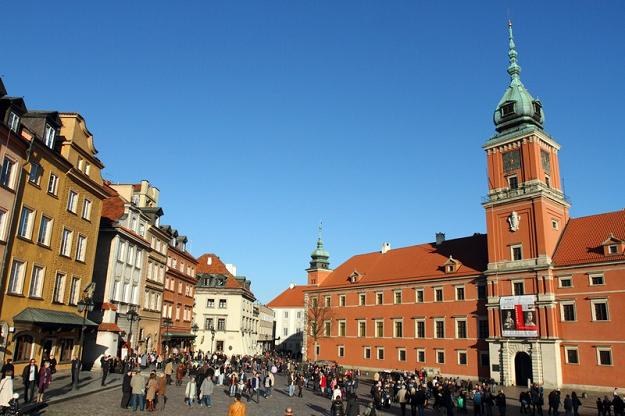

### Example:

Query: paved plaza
xmin=42 ymin=372 xmax=603 ymax=416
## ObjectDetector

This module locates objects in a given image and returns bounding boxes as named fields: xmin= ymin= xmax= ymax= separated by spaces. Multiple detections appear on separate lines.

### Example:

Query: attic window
xmin=348 ymin=271 xmax=361 ymax=283
xmin=8 ymin=112 xmax=20 ymax=132
xmin=601 ymin=234 xmax=623 ymax=256
xmin=501 ymin=102 xmax=515 ymax=117
xmin=443 ymin=256 xmax=461 ymax=274
xmin=608 ymin=244 xmax=618 ymax=255
xmin=44 ymin=124 xmax=56 ymax=149
xmin=446 ymin=265 xmax=454 ymax=273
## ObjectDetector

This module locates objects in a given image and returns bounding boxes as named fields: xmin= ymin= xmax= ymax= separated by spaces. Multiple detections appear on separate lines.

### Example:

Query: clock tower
xmin=483 ymin=22 xmax=570 ymax=387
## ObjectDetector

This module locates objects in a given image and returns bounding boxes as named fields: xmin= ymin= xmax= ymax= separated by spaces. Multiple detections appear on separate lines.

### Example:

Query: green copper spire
xmin=492 ymin=21 xmax=545 ymax=135
xmin=309 ymin=222 xmax=330 ymax=270
xmin=507 ymin=20 xmax=521 ymax=83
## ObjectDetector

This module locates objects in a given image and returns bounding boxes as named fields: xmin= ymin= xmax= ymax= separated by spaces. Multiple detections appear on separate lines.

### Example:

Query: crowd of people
xmin=1 ymin=349 xmax=623 ymax=416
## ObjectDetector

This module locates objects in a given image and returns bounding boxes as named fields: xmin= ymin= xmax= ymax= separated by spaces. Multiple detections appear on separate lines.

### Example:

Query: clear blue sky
xmin=3 ymin=1 xmax=624 ymax=303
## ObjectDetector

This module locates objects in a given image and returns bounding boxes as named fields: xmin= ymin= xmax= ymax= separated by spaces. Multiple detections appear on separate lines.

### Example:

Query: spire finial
xmin=507 ymin=20 xmax=521 ymax=82
xmin=318 ymin=221 xmax=323 ymax=241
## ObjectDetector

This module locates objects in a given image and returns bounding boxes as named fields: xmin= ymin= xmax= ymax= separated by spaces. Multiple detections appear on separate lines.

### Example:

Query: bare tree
xmin=305 ymin=295 xmax=332 ymax=362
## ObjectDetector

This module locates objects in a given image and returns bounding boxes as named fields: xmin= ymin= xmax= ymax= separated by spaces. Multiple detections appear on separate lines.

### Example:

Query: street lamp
xmin=75 ymin=295 xmax=95 ymax=390
xmin=208 ymin=324 xmax=216 ymax=354
xmin=162 ymin=317 xmax=173 ymax=352
xmin=191 ymin=323 xmax=199 ymax=351
xmin=126 ymin=305 xmax=141 ymax=351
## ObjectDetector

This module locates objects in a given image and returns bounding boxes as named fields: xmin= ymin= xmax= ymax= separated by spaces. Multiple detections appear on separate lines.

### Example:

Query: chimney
xmin=381 ymin=242 xmax=391 ymax=254
xmin=436 ymin=232 xmax=445 ymax=246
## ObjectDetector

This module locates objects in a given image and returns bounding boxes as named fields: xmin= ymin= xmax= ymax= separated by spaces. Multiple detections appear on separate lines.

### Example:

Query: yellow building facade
xmin=0 ymin=112 xmax=107 ymax=373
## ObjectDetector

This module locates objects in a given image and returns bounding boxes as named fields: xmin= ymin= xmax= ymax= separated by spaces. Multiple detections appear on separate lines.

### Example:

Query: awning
xmin=14 ymin=307 xmax=97 ymax=327
xmin=163 ymin=332 xmax=196 ymax=339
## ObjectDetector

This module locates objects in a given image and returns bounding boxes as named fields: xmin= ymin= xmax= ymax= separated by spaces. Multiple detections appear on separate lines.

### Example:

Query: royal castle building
xmin=302 ymin=24 xmax=625 ymax=390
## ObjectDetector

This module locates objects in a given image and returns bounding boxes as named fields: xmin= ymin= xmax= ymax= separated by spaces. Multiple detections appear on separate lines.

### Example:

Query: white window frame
xmin=455 ymin=285 xmax=465 ymax=301
xmin=511 ymin=244 xmax=523 ymax=261
xmin=455 ymin=318 xmax=468 ymax=339
xmin=457 ymin=350 xmax=468 ymax=365
xmin=28 ymin=265 xmax=45 ymax=298
xmin=357 ymin=320 xmax=366 ymax=337
xmin=363 ymin=346 xmax=371 ymax=359
xmin=81 ymin=199 xmax=92 ymax=220
xmin=17 ymin=207 xmax=35 ymax=239
xmin=415 ymin=288 xmax=424 ymax=303
xmin=436 ymin=349 xmax=445 ymax=364
xmin=53 ymin=272 xmax=66 ymax=303
xmin=375 ymin=292 xmax=383 ymax=305
xmin=8 ymin=111 xmax=20 ymax=132
xmin=589 ymin=273 xmax=605 ymax=286
xmin=359 ymin=293 xmax=366 ymax=306
xmin=415 ymin=319 xmax=426 ymax=338
xmin=339 ymin=294 xmax=346 ymax=307
xmin=0 ymin=156 xmax=16 ymax=189
xmin=47 ymin=173 xmax=59 ymax=195
xmin=560 ymin=301 xmax=576 ymax=322
xmin=338 ymin=320 xmax=346 ymax=337
xmin=44 ymin=124 xmax=56 ymax=148
xmin=37 ymin=215 xmax=53 ymax=246
xmin=596 ymin=347 xmax=612 ymax=366
xmin=374 ymin=319 xmax=384 ymax=338
xmin=0 ymin=209 xmax=7 ymax=241
xmin=8 ymin=259 xmax=26 ymax=294
xmin=434 ymin=287 xmax=443 ymax=302
xmin=590 ymin=299 xmax=609 ymax=321
xmin=376 ymin=347 xmax=384 ymax=360
xmin=28 ymin=162 xmax=42 ymax=185
xmin=394 ymin=290 xmax=402 ymax=304
xmin=434 ymin=318 xmax=445 ymax=339
xmin=323 ymin=320 xmax=331 ymax=337
xmin=75 ymin=234 xmax=87 ymax=262
xmin=564 ymin=346 xmax=579 ymax=364
xmin=67 ymin=190 xmax=78 ymax=213
xmin=398 ymin=348 xmax=407 ymax=362
xmin=512 ymin=280 xmax=525 ymax=296
xmin=393 ymin=319 xmax=403 ymax=338
xmin=60 ymin=228 xmax=73 ymax=257
xmin=337 ymin=345 xmax=345 ymax=357
xmin=558 ymin=276 xmax=573 ymax=288
xmin=69 ymin=277 xmax=81 ymax=305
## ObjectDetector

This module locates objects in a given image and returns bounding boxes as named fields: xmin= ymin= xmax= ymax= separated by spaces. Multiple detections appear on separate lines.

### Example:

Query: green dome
xmin=309 ymin=237 xmax=330 ymax=270
xmin=493 ymin=22 xmax=544 ymax=133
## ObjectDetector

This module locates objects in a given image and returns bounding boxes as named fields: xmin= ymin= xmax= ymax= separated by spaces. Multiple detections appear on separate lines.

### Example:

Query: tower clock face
xmin=503 ymin=150 xmax=521 ymax=172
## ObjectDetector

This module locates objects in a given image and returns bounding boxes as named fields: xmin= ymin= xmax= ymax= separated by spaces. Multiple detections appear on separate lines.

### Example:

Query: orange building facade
xmin=303 ymin=24 xmax=625 ymax=390
xmin=160 ymin=226 xmax=197 ymax=353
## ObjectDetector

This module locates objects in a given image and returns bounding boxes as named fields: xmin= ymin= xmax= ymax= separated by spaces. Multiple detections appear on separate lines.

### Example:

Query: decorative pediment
xmin=601 ymin=233 xmax=624 ymax=256
xmin=442 ymin=255 xmax=462 ymax=274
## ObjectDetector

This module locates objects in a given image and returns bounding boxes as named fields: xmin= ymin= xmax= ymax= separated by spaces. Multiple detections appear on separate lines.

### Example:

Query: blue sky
xmin=3 ymin=1 xmax=624 ymax=303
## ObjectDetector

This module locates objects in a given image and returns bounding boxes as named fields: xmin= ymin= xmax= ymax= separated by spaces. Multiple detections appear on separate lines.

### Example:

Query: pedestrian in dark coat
xmin=346 ymin=394 xmax=360 ymax=416
xmin=496 ymin=391 xmax=507 ymax=416
xmin=21 ymin=359 xmax=39 ymax=403
xmin=121 ymin=370 xmax=132 ymax=408
xmin=1 ymin=360 xmax=14 ymax=379
xmin=100 ymin=355 xmax=110 ymax=386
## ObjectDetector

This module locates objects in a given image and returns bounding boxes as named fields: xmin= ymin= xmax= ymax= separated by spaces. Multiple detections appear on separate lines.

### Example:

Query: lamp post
xmin=162 ymin=317 xmax=172 ymax=353
xmin=126 ymin=305 xmax=141 ymax=352
xmin=208 ymin=324 xmax=216 ymax=354
xmin=75 ymin=295 xmax=95 ymax=390
xmin=191 ymin=323 xmax=199 ymax=352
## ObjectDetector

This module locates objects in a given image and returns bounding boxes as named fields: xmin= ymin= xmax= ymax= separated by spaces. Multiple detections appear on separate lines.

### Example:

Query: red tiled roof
xmin=101 ymin=302 xmax=118 ymax=311
xmin=101 ymin=187 xmax=125 ymax=222
xmin=98 ymin=323 xmax=122 ymax=333
xmin=196 ymin=253 xmax=233 ymax=276
xmin=316 ymin=234 xmax=488 ymax=289
xmin=267 ymin=284 xmax=315 ymax=308
xmin=553 ymin=210 xmax=625 ymax=266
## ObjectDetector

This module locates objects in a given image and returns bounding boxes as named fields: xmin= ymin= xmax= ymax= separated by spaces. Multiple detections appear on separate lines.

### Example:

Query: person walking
xmin=21 ymin=359 xmax=38 ymax=403
xmin=164 ymin=360 xmax=173 ymax=385
xmin=130 ymin=370 xmax=146 ymax=411
xmin=200 ymin=372 xmax=214 ymax=407
xmin=184 ymin=376 xmax=197 ymax=406
xmin=563 ymin=395 xmax=573 ymax=416
xmin=346 ymin=393 xmax=360 ymax=416
xmin=36 ymin=361 xmax=52 ymax=403
xmin=228 ymin=393 xmax=246 ymax=416
xmin=70 ymin=355 xmax=81 ymax=389
xmin=0 ymin=370 xmax=14 ymax=411
xmin=250 ymin=372 xmax=261 ymax=403
xmin=571 ymin=392 xmax=581 ymax=416
xmin=157 ymin=373 xmax=167 ymax=411
xmin=1 ymin=359 xmax=14 ymax=379
xmin=397 ymin=384 xmax=409 ymax=416
xmin=100 ymin=355 xmax=110 ymax=386
xmin=120 ymin=370 xmax=133 ymax=409
xmin=145 ymin=372 xmax=158 ymax=411
xmin=496 ymin=391 xmax=507 ymax=416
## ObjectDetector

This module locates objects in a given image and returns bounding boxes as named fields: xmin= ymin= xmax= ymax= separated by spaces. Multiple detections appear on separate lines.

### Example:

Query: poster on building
xmin=500 ymin=295 xmax=538 ymax=337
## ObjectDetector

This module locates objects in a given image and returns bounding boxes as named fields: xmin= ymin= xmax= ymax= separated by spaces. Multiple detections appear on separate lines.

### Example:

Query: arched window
xmin=14 ymin=334 xmax=34 ymax=362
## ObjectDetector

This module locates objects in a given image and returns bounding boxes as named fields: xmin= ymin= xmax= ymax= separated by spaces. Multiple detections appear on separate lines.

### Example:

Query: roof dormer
xmin=347 ymin=270 xmax=362 ymax=284
xmin=442 ymin=255 xmax=462 ymax=274
xmin=601 ymin=234 xmax=624 ymax=256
